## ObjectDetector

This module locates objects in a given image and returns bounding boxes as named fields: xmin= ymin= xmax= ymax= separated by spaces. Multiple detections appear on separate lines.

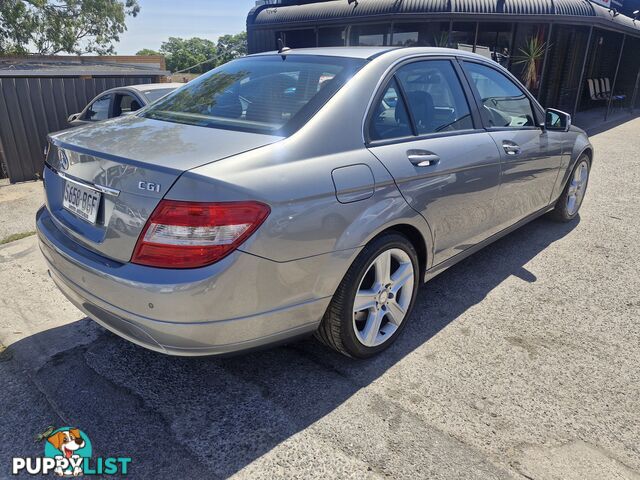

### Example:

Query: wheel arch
xmin=368 ymin=223 xmax=429 ymax=282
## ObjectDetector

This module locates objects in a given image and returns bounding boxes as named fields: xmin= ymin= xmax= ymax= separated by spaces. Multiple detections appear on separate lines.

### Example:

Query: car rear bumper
xmin=36 ymin=206 xmax=346 ymax=356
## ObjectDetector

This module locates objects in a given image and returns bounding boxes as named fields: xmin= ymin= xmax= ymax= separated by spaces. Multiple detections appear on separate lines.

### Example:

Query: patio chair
xmin=587 ymin=79 xmax=607 ymax=101
xmin=603 ymin=78 xmax=626 ymax=102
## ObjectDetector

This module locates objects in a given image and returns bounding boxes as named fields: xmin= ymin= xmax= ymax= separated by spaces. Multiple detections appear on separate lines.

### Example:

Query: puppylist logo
xmin=12 ymin=427 xmax=132 ymax=477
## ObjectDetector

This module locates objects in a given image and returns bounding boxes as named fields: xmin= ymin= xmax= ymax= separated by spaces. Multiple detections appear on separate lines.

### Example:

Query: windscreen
xmin=143 ymin=88 xmax=178 ymax=102
xmin=142 ymin=55 xmax=366 ymax=134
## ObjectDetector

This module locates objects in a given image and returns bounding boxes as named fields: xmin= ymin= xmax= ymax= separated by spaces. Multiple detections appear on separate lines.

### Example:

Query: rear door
xmin=460 ymin=61 xmax=563 ymax=228
xmin=367 ymin=58 xmax=503 ymax=265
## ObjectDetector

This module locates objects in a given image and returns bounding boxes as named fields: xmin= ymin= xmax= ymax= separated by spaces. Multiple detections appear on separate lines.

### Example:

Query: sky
xmin=114 ymin=0 xmax=257 ymax=55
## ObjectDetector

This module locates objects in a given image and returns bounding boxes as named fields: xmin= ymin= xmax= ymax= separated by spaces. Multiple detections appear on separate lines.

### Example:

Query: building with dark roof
xmin=247 ymin=0 xmax=640 ymax=121
xmin=0 ymin=56 xmax=169 ymax=183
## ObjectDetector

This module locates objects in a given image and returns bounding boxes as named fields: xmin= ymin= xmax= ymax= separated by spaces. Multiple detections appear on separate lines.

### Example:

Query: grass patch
xmin=0 ymin=342 xmax=13 ymax=362
xmin=0 ymin=231 xmax=36 ymax=245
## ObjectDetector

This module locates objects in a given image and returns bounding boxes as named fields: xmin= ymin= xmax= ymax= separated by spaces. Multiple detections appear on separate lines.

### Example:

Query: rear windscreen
xmin=142 ymin=55 xmax=366 ymax=135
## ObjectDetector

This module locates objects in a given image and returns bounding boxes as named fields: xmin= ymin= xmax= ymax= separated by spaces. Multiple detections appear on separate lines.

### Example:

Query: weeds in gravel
xmin=0 ymin=231 xmax=36 ymax=245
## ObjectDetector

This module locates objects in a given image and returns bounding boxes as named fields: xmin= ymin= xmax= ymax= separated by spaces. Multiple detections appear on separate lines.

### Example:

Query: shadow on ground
xmin=1 ymin=216 xmax=578 ymax=478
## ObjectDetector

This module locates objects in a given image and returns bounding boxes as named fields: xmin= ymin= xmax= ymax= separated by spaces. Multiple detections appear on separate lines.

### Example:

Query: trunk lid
xmin=44 ymin=115 xmax=282 ymax=263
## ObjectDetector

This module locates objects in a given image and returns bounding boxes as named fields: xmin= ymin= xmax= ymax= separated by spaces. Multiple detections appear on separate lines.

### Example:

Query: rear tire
xmin=549 ymin=154 xmax=591 ymax=222
xmin=316 ymin=232 xmax=420 ymax=359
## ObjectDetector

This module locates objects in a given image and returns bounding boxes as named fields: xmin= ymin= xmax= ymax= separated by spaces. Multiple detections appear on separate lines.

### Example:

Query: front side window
xmin=143 ymin=55 xmax=366 ymax=135
xmin=369 ymin=79 xmax=412 ymax=141
xmin=463 ymin=62 xmax=536 ymax=128
xmin=395 ymin=60 xmax=473 ymax=135
xmin=84 ymin=95 xmax=110 ymax=121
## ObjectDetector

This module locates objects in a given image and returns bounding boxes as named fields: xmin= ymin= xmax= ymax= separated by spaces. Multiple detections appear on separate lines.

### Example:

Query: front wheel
xmin=549 ymin=155 xmax=591 ymax=222
xmin=316 ymin=233 xmax=419 ymax=358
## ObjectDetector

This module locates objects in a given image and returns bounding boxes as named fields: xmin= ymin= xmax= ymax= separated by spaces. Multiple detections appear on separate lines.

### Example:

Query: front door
xmin=367 ymin=59 xmax=502 ymax=265
xmin=461 ymin=61 xmax=563 ymax=228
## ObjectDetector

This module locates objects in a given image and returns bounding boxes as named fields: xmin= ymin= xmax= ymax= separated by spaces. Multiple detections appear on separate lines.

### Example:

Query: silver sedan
xmin=37 ymin=47 xmax=593 ymax=358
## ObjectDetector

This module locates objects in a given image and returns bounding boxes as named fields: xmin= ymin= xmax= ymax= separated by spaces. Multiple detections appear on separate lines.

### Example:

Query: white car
xmin=67 ymin=83 xmax=183 ymax=126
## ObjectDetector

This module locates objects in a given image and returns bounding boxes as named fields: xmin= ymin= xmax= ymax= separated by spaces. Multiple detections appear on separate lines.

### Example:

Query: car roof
xmin=249 ymin=46 xmax=484 ymax=61
xmin=249 ymin=46 xmax=399 ymax=59
xmin=128 ymin=82 xmax=184 ymax=92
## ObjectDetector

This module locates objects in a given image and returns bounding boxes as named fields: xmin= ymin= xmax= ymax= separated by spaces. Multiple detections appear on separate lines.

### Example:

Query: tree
xmin=136 ymin=48 xmax=160 ymax=56
xmin=0 ymin=0 xmax=140 ymax=55
xmin=137 ymin=33 xmax=247 ymax=74
xmin=215 ymin=32 xmax=247 ymax=65
xmin=159 ymin=37 xmax=217 ymax=74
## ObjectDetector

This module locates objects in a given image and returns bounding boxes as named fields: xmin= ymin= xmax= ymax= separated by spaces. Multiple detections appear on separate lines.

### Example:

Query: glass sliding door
xmin=538 ymin=25 xmax=590 ymax=110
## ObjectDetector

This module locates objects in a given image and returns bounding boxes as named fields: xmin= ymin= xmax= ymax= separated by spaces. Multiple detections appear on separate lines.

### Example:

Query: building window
xmin=392 ymin=22 xmax=450 ymax=47
xmin=350 ymin=24 xmax=390 ymax=46
xmin=475 ymin=22 xmax=513 ymax=67
xmin=276 ymin=29 xmax=316 ymax=49
xmin=510 ymin=24 xmax=548 ymax=96
xmin=450 ymin=22 xmax=476 ymax=52
xmin=318 ymin=27 xmax=346 ymax=47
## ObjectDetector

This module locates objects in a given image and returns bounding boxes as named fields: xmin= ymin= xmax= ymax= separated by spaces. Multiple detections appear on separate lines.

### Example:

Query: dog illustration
xmin=47 ymin=428 xmax=85 ymax=477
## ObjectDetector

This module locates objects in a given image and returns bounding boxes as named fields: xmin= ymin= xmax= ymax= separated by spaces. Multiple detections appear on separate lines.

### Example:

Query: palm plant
xmin=433 ymin=32 xmax=450 ymax=48
xmin=513 ymin=36 xmax=547 ymax=90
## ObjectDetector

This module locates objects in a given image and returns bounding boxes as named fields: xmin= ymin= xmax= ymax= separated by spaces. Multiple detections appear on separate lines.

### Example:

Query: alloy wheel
xmin=567 ymin=160 xmax=589 ymax=216
xmin=352 ymin=248 xmax=415 ymax=348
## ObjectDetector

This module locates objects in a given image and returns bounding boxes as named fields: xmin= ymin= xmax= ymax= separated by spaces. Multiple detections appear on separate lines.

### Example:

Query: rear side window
xmin=369 ymin=79 xmax=413 ymax=141
xmin=463 ymin=62 xmax=536 ymax=128
xmin=143 ymin=55 xmax=366 ymax=135
xmin=395 ymin=60 xmax=473 ymax=135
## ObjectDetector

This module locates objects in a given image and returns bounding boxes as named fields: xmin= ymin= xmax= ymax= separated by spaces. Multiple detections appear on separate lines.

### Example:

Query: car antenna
xmin=277 ymin=38 xmax=291 ymax=58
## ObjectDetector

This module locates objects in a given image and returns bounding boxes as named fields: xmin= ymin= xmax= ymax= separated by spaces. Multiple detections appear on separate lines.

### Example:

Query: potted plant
xmin=514 ymin=36 xmax=547 ymax=90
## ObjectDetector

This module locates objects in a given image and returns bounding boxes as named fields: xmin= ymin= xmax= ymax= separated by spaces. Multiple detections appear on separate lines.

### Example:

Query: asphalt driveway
xmin=1 ymin=118 xmax=639 ymax=479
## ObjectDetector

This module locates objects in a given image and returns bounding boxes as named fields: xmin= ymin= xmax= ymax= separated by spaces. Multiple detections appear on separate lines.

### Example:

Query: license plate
xmin=62 ymin=181 xmax=101 ymax=224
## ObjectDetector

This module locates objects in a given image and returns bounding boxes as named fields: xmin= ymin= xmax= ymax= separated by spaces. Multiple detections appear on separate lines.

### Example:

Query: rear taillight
xmin=132 ymin=200 xmax=270 ymax=269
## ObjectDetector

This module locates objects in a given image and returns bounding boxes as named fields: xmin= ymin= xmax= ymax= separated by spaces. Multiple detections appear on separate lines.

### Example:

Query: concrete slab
xmin=1 ymin=119 xmax=639 ymax=479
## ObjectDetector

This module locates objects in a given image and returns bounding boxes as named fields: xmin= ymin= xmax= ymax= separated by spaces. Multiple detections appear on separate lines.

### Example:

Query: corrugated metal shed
xmin=0 ymin=58 xmax=169 ymax=183
xmin=250 ymin=0 xmax=640 ymax=36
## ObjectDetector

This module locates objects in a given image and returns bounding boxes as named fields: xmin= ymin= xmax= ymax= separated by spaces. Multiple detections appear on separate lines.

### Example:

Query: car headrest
xmin=406 ymin=91 xmax=434 ymax=128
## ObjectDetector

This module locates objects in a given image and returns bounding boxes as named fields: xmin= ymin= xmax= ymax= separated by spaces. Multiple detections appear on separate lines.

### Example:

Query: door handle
xmin=502 ymin=141 xmax=521 ymax=156
xmin=407 ymin=150 xmax=440 ymax=167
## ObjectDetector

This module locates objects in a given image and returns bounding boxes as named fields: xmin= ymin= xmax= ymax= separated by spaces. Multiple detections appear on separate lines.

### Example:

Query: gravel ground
xmin=0 ymin=118 xmax=639 ymax=479
xmin=0 ymin=180 xmax=42 ymax=242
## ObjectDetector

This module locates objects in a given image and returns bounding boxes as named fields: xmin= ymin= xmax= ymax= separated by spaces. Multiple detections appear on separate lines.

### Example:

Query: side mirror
xmin=544 ymin=108 xmax=571 ymax=132
xmin=67 ymin=113 xmax=81 ymax=123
